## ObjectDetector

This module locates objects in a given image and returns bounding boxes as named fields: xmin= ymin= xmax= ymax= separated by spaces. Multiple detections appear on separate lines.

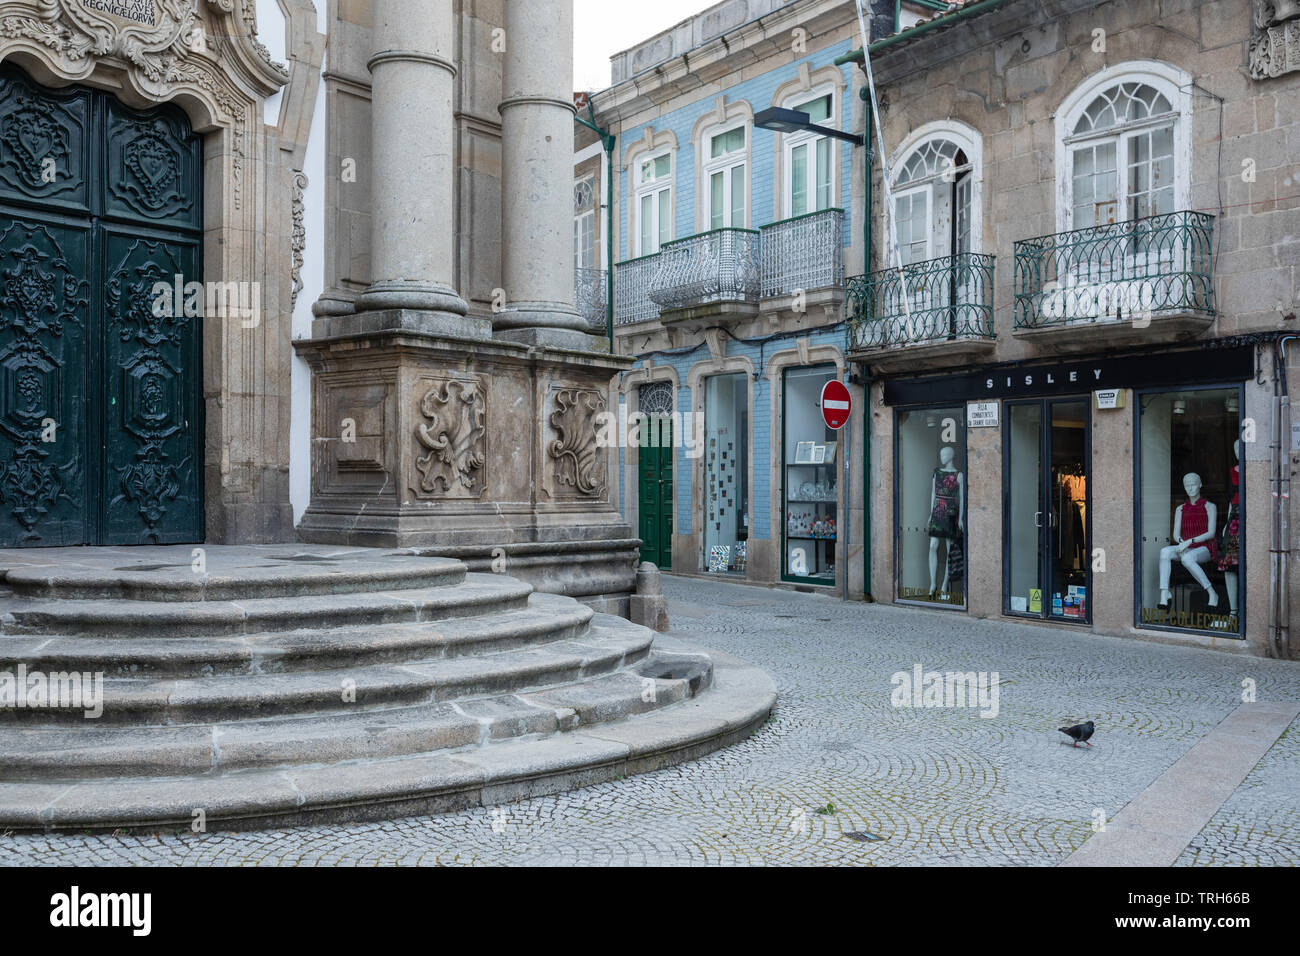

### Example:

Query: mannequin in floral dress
xmin=928 ymin=446 xmax=964 ymax=595
xmin=1158 ymin=472 xmax=1219 ymax=609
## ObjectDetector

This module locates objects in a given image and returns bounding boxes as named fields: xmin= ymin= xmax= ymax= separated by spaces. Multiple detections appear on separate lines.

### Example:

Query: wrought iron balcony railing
xmin=575 ymin=267 xmax=607 ymax=332
xmin=760 ymin=208 xmax=844 ymax=299
xmin=613 ymin=253 xmax=660 ymax=326
xmin=845 ymin=253 xmax=996 ymax=351
xmin=648 ymin=227 xmax=761 ymax=312
xmin=1013 ymin=210 xmax=1214 ymax=329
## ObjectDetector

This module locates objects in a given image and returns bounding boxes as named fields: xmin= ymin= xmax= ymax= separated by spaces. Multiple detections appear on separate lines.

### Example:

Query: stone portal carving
xmin=1250 ymin=0 xmax=1300 ymax=78
xmin=413 ymin=378 xmax=486 ymax=498
xmin=548 ymin=387 xmax=606 ymax=498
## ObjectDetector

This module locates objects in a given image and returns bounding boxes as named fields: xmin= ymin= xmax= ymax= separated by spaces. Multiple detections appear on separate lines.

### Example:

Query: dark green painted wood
xmin=638 ymin=427 xmax=673 ymax=570
xmin=0 ymin=65 xmax=202 ymax=547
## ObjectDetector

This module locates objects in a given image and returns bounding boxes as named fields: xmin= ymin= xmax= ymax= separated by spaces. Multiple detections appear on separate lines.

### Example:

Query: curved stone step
xmin=0 ymin=573 xmax=532 ymax=639
xmin=1 ymin=550 xmax=466 ymax=602
xmin=0 ymin=638 xmax=776 ymax=831
xmin=0 ymin=635 xmax=697 ymax=777
xmin=0 ymin=617 xmax=657 ymax=726
xmin=0 ymin=593 xmax=594 ymax=678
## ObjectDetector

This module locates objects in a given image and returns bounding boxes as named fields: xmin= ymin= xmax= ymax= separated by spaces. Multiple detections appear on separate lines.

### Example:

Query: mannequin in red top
xmin=1158 ymin=472 xmax=1219 ymax=609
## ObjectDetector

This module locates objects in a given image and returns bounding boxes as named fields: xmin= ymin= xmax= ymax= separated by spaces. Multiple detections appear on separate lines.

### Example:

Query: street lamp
xmin=753 ymin=106 xmax=864 ymax=146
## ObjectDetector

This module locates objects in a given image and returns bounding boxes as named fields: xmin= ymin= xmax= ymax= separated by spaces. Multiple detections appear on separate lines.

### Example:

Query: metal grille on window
xmin=638 ymin=381 xmax=674 ymax=416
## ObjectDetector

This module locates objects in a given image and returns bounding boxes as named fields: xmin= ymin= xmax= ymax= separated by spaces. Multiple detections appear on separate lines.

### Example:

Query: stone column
xmin=494 ymin=0 xmax=589 ymax=347
xmin=356 ymin=0 xmax=470 ymax=327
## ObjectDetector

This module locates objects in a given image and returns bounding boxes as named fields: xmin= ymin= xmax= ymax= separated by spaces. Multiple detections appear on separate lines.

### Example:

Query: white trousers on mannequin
xmin=1159 ymin=544 xmax=1211 ymax=590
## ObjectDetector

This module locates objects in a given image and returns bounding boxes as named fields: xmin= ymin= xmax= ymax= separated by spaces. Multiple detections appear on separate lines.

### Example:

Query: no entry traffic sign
xmin=820 ymin=379 xmax=851 ymax=430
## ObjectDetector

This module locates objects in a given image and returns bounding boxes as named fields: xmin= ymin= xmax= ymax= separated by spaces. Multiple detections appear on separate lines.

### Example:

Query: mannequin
xmin=927 ymin=445 xmax=965 ymax=596
xmin=1158 ymin=472 xmax=1219 ymax=609
xmin=1217 ymin=440 xmax=1241 ymax=615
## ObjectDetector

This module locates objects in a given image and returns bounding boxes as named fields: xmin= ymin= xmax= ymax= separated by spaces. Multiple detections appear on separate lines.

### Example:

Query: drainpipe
xmin=1275 ymin=337 xmax=1295 ymax=658
xmin=831 ymin=52 xmax=876 ymax=602
xmin=859 ymin=89 xmax=873 ymax=601
xmin=577 ymin=99 xmax=616 ymax=352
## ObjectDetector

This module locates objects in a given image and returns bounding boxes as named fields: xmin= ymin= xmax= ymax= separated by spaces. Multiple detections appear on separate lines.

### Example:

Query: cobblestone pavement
xmin=2 ymin=576 xmax=1297 ymax=866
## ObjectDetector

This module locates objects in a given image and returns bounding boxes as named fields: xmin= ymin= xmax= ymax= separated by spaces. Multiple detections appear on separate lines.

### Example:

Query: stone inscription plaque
xmin=80 ymin=0 xmax=161 ymax=28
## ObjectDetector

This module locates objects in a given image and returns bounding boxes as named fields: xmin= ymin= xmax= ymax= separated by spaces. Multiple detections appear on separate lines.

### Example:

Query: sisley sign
xmin=881 ymin=346 xmax=1255 ymax=406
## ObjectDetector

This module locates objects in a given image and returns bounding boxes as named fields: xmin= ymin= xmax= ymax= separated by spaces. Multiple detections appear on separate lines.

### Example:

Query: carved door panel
xmin=0 ymin=215 xmax=91 ymax=546
xmin=101 ymin=230 xmax=202 ymax=544
xmin=0 ymin=65 xmax=202 ymax=547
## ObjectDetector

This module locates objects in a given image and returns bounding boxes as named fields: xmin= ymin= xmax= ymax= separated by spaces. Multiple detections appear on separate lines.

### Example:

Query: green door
xmin=638 ymin=422 xmax=673 ymax=570
xmin=0 ymin=66 xmax=203 ymax=547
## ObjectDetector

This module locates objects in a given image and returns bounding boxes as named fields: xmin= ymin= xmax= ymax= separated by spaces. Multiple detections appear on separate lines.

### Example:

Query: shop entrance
xmin=1004 ymin=398 xmax=1091 ymax=622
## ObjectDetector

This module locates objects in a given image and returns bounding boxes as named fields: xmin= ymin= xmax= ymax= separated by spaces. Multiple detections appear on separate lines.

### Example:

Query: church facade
xmin=0 ymin=0 xmax=644 ymax=610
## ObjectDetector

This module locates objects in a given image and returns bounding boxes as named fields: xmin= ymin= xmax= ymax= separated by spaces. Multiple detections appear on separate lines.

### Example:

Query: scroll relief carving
xmin=413 ymin=378 xmax=486 ymax=499
xmin=290 ymin=170 xmax=306 ymax=309
xmin=1250 ymin=0 xmax=1300 ymax=78
xmin=548 ymin=387 xmax=606 ymax=498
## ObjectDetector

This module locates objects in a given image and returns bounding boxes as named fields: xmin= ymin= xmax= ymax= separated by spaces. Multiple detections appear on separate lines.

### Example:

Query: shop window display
xmin=896 ymin=407 xmax=966 ymax=606
xmin=1137 ymin=388 xmax=1242 ymax=634
xmin=703 ymin=373 xmax=748 ymax=574
xmin=783 ymin=366 xmax=839 ymax=583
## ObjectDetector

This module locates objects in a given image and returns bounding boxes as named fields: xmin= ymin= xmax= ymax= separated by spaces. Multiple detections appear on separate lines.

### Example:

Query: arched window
xmin=1056 ymin=63 xmax=1191 ymax=231
xmin=1069 ymin=82 xmax=1174 ymax=227
xmin=893 ymin=137 xmax=973 ymax=265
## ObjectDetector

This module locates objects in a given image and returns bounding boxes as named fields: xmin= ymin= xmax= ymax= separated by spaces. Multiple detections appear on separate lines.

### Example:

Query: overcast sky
xmin=574 ymin=0 xmax=717 ymax=93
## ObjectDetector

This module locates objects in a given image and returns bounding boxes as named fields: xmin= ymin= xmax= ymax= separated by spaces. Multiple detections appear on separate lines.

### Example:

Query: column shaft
xmin=495 ymin=0 xmax=585 ymax=336
xmin=359 ymin=0 xmax=466 ymax=316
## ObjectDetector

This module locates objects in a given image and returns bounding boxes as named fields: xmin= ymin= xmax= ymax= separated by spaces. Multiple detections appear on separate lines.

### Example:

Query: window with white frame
xmin=635 ymin=152 xmax=672 ymax=256
xmin=1065 ymin=80 xmax=1178 ymax=229
xmin=574 ymin=177 xmax=595 ymax=269
xmin=892 ymin=138 xmax=973 ymax=266
xmin=705 ymin=125 xmax=747 ymax=230
xmin=784 ymin=92 xmax=834 ymax=217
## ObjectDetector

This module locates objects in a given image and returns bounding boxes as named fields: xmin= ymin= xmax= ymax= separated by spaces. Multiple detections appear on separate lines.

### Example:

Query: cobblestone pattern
xmin=1174 ymin=718 xmax=1300 ymax=867
xmin=2 ymin=576 xmax=1297 ymax=866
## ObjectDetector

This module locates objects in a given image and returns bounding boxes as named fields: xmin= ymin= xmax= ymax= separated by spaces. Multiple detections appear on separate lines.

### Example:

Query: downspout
xmin=860 ymin=88 xmax=873 ymax=601
xmin=1276 ymin=336 xmax=1295 ymax=658
xmin=832 ymin=50 xmax=875 ymax=601
xmin=577 ymin=99 xmax=616 ymax=352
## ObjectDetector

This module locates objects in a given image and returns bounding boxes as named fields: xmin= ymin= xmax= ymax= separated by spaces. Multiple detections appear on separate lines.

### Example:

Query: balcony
xmin=845 ymin=253 xmax=996 ymax=371
xmin=760 ymin=208 xmax=844 ymax=302
xmin=647 ymin=227 xmax=761 ymax=328
xmin=1013 ymin=210 xmax=1215 ymax=351
xmin=575 ymin=267 xmax=607 ymax=333
xmin=613 ymin=253 xmax=660 ymax=328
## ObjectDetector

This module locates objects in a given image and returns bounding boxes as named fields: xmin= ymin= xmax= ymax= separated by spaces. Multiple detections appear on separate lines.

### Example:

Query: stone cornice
xmin=591 ymin=0 xmax=856 ymax=124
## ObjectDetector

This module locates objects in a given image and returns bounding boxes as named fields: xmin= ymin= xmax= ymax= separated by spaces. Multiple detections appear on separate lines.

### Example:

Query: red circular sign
xmin=820 ymin=379 xmax=852 ymax=430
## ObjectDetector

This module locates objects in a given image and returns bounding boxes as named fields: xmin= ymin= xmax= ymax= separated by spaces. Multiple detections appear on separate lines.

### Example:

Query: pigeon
xmin=1059 ymin=720 xmax=1095 ymax=747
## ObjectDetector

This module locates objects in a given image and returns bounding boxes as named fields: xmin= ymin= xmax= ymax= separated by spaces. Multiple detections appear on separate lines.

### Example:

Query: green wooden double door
xmin=0 ymin=66 xmax=203 ymax=547
xmin=638 ymin=440 xmax=673 ymax=570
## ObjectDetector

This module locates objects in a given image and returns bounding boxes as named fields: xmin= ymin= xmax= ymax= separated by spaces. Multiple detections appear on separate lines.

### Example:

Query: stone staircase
xmin=0 ymin=547 xmax=775 ymax=831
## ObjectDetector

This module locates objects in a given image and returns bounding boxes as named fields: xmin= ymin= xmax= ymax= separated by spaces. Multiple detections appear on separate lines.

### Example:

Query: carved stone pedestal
xmin=293 ymin=326 xmax=638 ymax=611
